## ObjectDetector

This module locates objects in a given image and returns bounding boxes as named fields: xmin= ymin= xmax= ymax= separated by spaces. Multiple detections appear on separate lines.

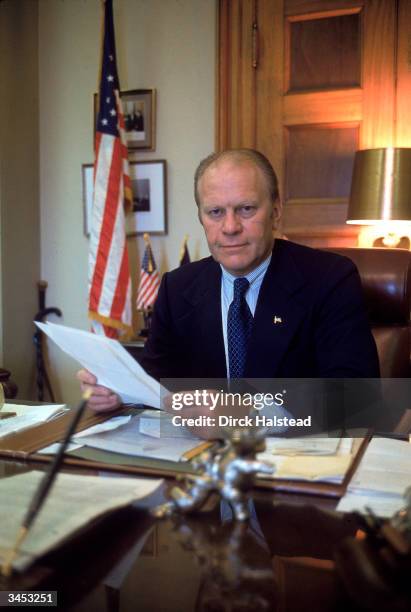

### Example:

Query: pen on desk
xmin=0 ymin=388 xmax=92 ymax=577
xmin=182 ymin=441 xmax=214 ymax=461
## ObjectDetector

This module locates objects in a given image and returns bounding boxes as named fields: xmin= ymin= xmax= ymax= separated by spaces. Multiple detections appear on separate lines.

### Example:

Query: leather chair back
xmin=325 ymin=248 xmax=411 ymax=377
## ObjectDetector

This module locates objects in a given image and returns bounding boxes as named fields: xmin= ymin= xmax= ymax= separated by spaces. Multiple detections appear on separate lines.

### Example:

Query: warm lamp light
xmin=347 ymin=148 xmax=411 ymax=248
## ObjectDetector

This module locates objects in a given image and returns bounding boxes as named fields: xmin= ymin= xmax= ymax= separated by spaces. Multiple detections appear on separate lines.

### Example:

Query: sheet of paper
xmin=73 ymin=415 xmax=131 ymax=438
xmin=39 ymin=417 xmax=132 ymax=454
xmin=37 ymin=441 xmax=83 ymax=454
xmin=336 ymin=437 xmax=411 ymax=517
xmin=76 ymin=414 xmax=201 ymax=462
xmin=0 ymin=471 xmax=162 ymax=571
xmin=265 ymin=435 xmax=341 ymax=456
xmin=0 ymin=404 xmax=66 ymax=439
xmin=348 ymin=437 xmax=411 ymax=496
xmin=1 ymin=403 xmax=65 ymax=419
xmin=273 ymin=454 xmax=352 ymax=481
xmin=337 ymin=491 xmax=404 ymax=518
xmin=139 ymin=414 xmax=161 ymax=438
xmin=139 ymin=411 xmax=201 ymax=440
xmin=36 ymin=321 xmax=161 ymax=408
xmin=258 ymin=436 xmax=353 ymax=482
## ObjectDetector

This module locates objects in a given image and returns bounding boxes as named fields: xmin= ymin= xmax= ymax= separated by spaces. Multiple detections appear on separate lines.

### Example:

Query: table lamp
xmin=347 ymin=148 xmax=411 ymax=249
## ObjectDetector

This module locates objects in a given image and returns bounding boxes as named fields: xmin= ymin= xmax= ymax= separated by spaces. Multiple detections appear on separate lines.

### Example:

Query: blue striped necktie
xmin=227 ymin=277 xmax=253 ymax=378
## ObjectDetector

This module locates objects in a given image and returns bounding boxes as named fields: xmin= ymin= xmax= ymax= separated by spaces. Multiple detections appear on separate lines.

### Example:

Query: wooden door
xmin=217 ymin=0 xmax=411 ymax=247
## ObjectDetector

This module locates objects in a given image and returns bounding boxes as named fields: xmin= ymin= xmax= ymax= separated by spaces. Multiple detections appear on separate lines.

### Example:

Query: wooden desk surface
xmin=0 ymin=458 xmax=363 ymax=612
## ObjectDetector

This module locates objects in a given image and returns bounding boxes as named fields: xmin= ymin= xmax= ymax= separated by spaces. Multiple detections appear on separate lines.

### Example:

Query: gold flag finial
xmin=179 ymin=234 xmax=189 ymax=263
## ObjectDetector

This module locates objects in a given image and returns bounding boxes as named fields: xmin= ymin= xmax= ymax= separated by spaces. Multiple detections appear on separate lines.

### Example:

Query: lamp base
xmin=357 ymin=226 xmax=411 ymax=250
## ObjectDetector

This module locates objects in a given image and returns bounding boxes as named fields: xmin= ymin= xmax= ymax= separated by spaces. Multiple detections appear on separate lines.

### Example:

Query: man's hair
xmin=194 ymin=148 xmax=280 ymax=206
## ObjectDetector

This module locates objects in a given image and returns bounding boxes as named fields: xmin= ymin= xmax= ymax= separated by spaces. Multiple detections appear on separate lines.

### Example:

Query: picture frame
xmin=94 ymin=88 xmax=156 ymax=151
xmin=82 ymin=159 xmax=167 ymax=237
xmin=127 ymin=159 xmax=167 ymax=235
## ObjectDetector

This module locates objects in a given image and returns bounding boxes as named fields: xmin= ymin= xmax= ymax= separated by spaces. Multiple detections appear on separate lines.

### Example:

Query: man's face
xmin=197 ymin=159 xmax=282 ymax=276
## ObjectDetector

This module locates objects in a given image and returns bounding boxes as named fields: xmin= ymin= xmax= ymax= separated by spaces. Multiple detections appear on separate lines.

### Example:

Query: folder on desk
xmin=0 ymin=401 xmax=369 ymax=498
xmin=0 ymin=405 xmax=212 ymax=478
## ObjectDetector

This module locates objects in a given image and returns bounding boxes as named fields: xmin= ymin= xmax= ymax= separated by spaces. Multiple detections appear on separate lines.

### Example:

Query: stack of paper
xmin=39 ymin=412 xmax=203 ymax=463
xmin=0 ymin=471 xmax=162 ymax=571
xmin=337 ymin=437 xmax=411 ymax=517
xmin=257 ymin=436 xmax=354 ymax=482
xmin=0 ymin=404 xmax=67 ymax=440
xmin=36 ymin=322 xmax=161 ymax=408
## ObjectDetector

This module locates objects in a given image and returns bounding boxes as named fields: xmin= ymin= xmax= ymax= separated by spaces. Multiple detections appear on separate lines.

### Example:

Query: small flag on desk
xmin=179 ymin=235 xmax=191 ymax=266
xmin=88 ymin=0 xmax=132 ymax=340
xmin=136 ymin=234 xmax=161 ymax=310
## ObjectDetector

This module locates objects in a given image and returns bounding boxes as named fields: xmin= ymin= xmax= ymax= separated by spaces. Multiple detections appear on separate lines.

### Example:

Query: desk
xmin=0 ymin=459 xmax=362 ymax=612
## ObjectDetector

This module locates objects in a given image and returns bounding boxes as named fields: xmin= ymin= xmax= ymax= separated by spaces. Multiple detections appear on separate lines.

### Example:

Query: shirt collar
xmin=220 ymin=253 xmax=272 ymax=288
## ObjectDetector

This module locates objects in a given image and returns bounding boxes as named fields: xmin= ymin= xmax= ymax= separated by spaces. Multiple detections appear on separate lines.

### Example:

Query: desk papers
xmin=38 ymin=413 xmax=203 ymax=463
xmin=265 ymin=435 xmax=341 ymax=456
xmin=71 ymin=413 xmax=202 ymax=462
xmin=337 ymin=437 xmax=411 ymax=517
xmin=36 ymin=322 xmax=161 ymax=408
xmin=0 ymin=404 xmax=66 ymax=439
xmin=0 ymin=471 xmax=162 ymax=571
xmin=37 ymin=416 xmax=132 ymax=455
xmin=258 ymin=437 xmax=354 ymax=482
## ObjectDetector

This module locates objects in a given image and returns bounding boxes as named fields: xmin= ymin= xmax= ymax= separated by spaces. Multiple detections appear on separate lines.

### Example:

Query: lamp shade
xmin=347 ymin=148 xmax=411 ymax=224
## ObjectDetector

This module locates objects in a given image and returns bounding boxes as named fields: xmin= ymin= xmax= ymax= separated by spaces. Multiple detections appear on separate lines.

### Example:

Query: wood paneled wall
xmin=217 ymin=0 xmax=411 ymax=247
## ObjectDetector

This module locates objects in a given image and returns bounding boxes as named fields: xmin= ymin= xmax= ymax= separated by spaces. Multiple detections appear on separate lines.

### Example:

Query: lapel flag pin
xmin=273 ymin=316 xmax=283 ymax=324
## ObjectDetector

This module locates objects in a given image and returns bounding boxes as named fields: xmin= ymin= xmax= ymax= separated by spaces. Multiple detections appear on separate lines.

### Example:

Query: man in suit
xmin=78 ymin=148 xmax=379 ymax=411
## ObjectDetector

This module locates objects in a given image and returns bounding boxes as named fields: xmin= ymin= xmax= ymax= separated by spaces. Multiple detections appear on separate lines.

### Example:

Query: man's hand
xmin=76 ymin=369 xmax=121 ymax=413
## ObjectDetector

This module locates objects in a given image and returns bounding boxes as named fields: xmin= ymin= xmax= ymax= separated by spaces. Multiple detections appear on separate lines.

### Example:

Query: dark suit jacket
xmin=140 ymin=239 xmax=380 ymax=381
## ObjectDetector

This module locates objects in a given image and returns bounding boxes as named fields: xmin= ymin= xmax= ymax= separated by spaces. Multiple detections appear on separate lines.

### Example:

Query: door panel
xmin=217 ymin=0 xmax=410 ymax=247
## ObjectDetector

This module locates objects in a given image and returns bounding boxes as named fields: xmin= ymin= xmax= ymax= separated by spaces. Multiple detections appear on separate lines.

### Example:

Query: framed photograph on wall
xmin=82 ymin=159 xmax=167 ymax=237
xmin=94 ymin=88 xmax=156 ymax=152
xmin=127 ymin=159 xmax=167 ymax=235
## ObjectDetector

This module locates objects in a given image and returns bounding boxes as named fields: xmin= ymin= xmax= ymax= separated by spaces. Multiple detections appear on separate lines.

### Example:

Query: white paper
xmin=76 ymin=414 xmax=201 ymax=462
xmin=257 ymin=436 xmax=353 ymax=482
xmin=0 ymin=404 xmax=66 ymax=439
xmin=139 ymin=414 xmax=161 ymax=438
xmin=36 ymin=321 xmax=161 ymax=408
xmin=348 ymin=437 xmax=411 ymax=496
xmin=0 ymin=471 xmax=162 ymax=571
xmin=38 ymin=416 xmax=132 ymax=455
xmin=337 ymin=437 xmax=411 ymax=518
xmin=37 ymin=441 xmax=84 ymax=454
xmin=73 ymin=415 xmax=131 ymax=438
xmin=265 ymin=435 xmax=341 ymax=456
xmin=337 ymin=491 xmax=405 ymax=518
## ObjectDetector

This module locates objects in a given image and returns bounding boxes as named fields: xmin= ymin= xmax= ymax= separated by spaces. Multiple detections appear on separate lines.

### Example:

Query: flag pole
xmin=88 ymin=0 xmax=133 ymax=340
xmin=179 ymin=234 xmax=189 ymax=263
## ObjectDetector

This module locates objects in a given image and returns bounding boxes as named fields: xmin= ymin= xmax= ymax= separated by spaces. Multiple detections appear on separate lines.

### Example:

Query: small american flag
xmin=136 ymin=236 xmax=161 ymax=310
xmin=88 ymin=0 xmax=132 ymax=339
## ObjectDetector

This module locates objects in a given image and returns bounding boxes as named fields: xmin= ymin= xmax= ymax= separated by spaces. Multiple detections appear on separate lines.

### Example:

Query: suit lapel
xmin=181 ymin=260 xmax=227 ymax=377
xmin=245 ymin=240 xmax=308 ymax=377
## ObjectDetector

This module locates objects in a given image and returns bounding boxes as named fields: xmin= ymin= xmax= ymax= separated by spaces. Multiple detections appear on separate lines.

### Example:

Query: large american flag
xmin=88 ymin=0 xmax=132 ymax=339
xmin=136 ymin=237 xmax=161 ymax=310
